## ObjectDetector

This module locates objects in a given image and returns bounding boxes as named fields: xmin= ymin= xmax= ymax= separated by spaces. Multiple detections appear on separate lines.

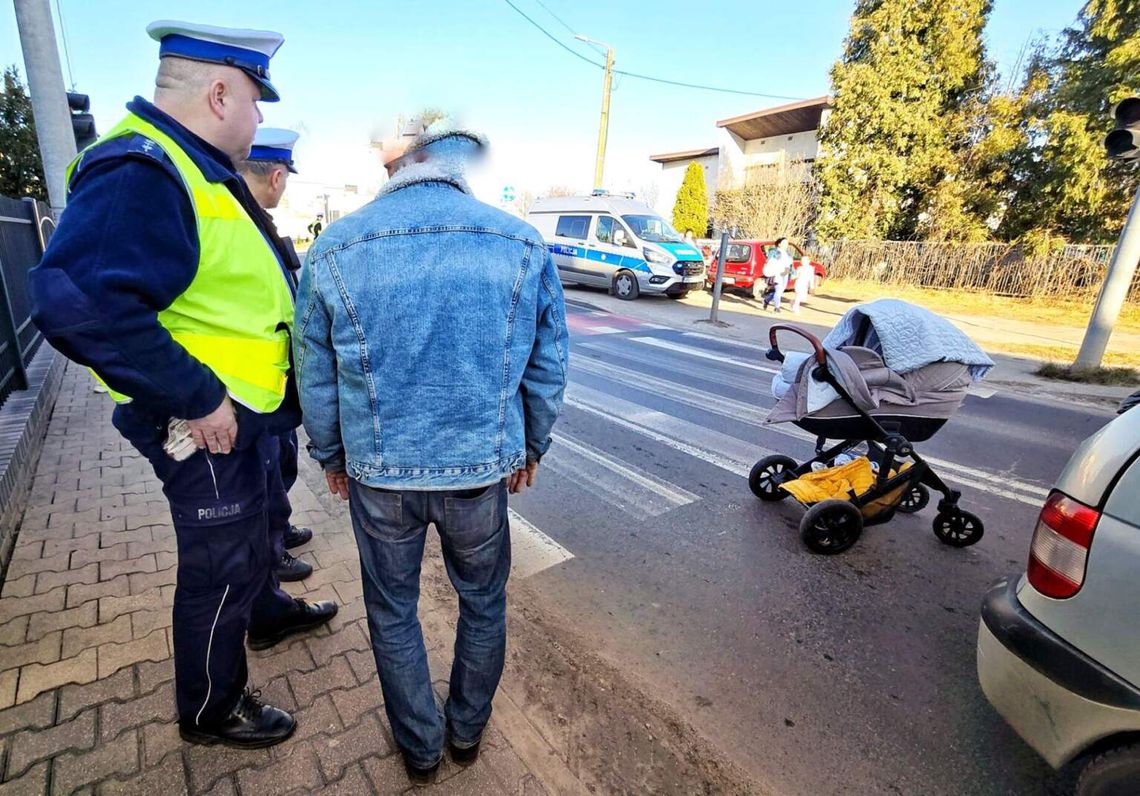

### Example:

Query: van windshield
xmin=621 ymin=214 xmax=684 ymax=243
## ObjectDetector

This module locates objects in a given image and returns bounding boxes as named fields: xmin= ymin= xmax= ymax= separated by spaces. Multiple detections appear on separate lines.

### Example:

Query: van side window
xmin=555 ymin=215 xmax=590 ymax=240
xmin=597 ymin=216 xmax=635 ymax=248
xmin=596 ymin=216 xmax=615 ymax=244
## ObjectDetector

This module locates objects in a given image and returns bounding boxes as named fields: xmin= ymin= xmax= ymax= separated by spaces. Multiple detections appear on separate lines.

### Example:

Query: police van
xmin=527 ymin=193 xmax=706 ymax=300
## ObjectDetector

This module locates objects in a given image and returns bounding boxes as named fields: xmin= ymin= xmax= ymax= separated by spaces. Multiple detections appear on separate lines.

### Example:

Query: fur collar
xmin=377 ymin=156 xmax=473 ymax=198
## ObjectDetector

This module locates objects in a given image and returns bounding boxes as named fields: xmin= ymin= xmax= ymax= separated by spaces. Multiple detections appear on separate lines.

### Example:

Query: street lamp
xmin=575 ymin=34 xmax=614 ymax=192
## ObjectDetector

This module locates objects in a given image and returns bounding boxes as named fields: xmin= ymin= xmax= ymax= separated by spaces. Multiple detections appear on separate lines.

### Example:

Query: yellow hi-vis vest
xmin=68 ymin=112 xmax=295 ymax=413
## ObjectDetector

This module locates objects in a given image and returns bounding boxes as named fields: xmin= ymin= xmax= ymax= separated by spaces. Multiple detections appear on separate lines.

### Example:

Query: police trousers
xmin=266 ymin=430 xmax=300 ymax=561
xmin=112 ymin=405 xmax=297 ymax=726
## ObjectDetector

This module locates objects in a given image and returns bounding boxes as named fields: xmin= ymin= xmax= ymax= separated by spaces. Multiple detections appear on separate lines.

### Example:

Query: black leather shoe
xmin=447 ymin=724 xmax=481 ymax=766
xmin=283 ymin=525 xmax=313 ymax=550
xmin=179 ymin=689 xmax=295 ymax=749
xmin=402 ymin=752 xmax=441 ymax=787
xmin=275 ymin=551 xmax=312 ymax=582
xmin=248 ymin=599 xmax=338 ymax=651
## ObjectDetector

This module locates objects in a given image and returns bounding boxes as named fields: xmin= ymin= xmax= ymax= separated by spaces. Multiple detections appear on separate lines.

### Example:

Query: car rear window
xmin=555 ymin=215 xmax=590 ymax=239
xmin=726 ymin=244 xmax=751 ymax=263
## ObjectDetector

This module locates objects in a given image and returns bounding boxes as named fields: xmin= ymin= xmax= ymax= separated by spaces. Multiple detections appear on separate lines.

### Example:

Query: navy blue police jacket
xmin=29 ymin=97 xmax=300 ymax=432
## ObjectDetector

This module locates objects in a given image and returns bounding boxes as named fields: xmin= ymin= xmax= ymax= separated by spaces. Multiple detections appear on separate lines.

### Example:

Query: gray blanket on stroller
xmin=824 ymin=299 xmax=994 ymax=381
xmin=767 ymin=346 xmax=972 ymax=425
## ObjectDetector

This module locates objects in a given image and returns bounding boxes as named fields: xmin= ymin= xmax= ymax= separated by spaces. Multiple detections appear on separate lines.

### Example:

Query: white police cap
xmin=249 ymin=127 xmax=300 ymax=173
xmin=147 ymin=20 xmax=284 ymax=102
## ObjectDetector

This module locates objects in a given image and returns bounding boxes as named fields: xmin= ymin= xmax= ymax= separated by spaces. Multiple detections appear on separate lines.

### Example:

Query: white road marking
xmin=630 ymin=336 xmax=779 ymax=374
xmin=565 ymin=386 xmax=764 ymax=477
xmin=587 ymin=325 xmax=626 ymax=335
xmin=510 ymin=509 xmax=574 ymax=579
xmin=577 ymin=341 xmax=763 ymax=393
xmin=683 ymin=330 xmax=769 ymax=351
xmin=572 ymin=357 xmax=1049 ymax=507
xmin=545 ymin=432 xmax=699 ymax=519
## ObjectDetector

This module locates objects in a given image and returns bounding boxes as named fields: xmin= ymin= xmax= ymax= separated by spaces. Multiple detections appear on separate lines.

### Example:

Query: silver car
xmin=977 ymin=402 xmax=1140 ymax=794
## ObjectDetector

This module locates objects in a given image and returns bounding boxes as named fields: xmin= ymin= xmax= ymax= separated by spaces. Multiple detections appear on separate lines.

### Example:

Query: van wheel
xmin=613 ymin=271 xmax=640 ymax=301
xmin=1078 ymin=742 xmax=1140 ymax=795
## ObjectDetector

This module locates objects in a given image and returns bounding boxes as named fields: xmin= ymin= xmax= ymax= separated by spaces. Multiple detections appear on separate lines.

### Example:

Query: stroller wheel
xmin=897 ymin=484 xmax=930 ymax=514
xmin=933 ymin=510 xmax=985 ymax=548
xmin=800 ymin=500 xmax=864 ymax=555
xmin=749 ymin=455 xmax=798 ymax=501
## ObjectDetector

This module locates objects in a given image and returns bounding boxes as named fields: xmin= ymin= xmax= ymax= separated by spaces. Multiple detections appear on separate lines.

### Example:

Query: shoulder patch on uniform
xmin=72 ymin=134 xmax=181 ymax=192
xmin=81 ymin=133 xmax=172 ymax=169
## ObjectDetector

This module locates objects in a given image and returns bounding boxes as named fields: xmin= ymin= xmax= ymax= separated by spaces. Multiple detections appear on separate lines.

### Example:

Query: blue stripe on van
xmin=547 ymin=244 xmax=650 ymax=273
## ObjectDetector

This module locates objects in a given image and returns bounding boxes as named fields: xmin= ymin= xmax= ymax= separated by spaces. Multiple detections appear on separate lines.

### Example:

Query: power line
xmin=500 ymin=0 xmax=805 ymax=100
xmin=613 ymin=69 xmax=804 ymax=100
xmin=54 ymin=0 xmax=75 ymax=90
xmin=531 ymin=0 xmax=576 ymax=35
xmin=501 ymin=0 xmax=604 ymax=69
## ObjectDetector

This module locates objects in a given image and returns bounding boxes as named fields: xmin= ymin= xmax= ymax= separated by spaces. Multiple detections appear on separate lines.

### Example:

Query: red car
xmin=706 ymin=240 xmax=827 ymax=294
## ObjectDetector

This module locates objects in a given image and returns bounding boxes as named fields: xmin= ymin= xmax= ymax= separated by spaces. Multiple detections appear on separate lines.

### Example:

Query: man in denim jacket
xmin=294 ymin=124 xmax=568 ymax=785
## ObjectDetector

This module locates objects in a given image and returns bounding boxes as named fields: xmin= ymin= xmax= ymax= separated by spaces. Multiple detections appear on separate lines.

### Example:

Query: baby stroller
xmin=749 ymin=299 xmax=994 ymax=554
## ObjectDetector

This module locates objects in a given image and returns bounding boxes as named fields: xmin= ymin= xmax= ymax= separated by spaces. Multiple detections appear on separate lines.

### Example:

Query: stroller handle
xmin=767 ymin=324 xmax=827 ymax=366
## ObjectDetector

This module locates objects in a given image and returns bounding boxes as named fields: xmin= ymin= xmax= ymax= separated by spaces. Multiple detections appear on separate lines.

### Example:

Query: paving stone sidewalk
xmin=0 ymin=362 xmax=585 ymax=795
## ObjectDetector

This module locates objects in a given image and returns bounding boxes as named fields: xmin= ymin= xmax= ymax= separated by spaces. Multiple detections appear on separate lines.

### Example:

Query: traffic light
xmin=1105 ymin=97 xmax=1140 ymax=161
xmin=66 ymin=91 xmax=97 ymax=151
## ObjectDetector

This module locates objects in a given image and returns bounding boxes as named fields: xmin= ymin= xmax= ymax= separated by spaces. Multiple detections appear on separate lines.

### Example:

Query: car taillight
xmin=1026 ymin=491 xmax=1100 ymax=599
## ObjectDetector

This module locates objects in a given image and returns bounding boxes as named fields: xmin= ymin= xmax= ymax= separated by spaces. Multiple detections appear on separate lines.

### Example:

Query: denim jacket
xmin=294 ymin=164 xmax=569 ymax=490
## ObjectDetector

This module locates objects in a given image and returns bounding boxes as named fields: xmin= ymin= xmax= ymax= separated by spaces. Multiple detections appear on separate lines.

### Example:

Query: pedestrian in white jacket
xmin=792 ymin=256 xmax=814 ymax=313
xmin=760 ymin=237 xmax=793 ymax=312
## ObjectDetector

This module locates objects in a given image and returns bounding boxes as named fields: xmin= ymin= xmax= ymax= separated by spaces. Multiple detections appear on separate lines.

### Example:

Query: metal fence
xmin=821 ymin=240 xmax=1125 ymax=300
xmin=0 ymin=195 xmax=54 ymax=409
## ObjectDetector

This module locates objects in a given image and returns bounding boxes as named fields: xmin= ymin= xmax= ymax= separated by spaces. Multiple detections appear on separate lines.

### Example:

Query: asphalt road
xmin=509 ymin=291 xmax=1114 ymax=796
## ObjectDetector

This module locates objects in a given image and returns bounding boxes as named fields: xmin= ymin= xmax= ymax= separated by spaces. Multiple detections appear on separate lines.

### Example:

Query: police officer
xmin=235 ymin=128 xmax=316 ymax=583
xmin=29 ymin=20 xmax=336 ymax=749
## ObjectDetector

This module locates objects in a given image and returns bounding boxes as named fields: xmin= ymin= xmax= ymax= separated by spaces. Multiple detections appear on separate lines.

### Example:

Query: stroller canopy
xmin=824 ymin=299 xmax=994 ymax=381
xmin=768 ymin=300 xmax=991 ymax=429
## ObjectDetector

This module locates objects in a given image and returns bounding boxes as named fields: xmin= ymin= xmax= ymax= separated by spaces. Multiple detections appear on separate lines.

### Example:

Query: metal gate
xmin=0 ymin=195 xmax=54 ymax=408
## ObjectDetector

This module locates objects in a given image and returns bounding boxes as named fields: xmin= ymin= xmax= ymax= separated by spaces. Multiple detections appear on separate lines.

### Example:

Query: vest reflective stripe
xmin=70 ymin=113 xmax=294 ymax=414
xmin=169 ymin=331 xmax=288 ymax=397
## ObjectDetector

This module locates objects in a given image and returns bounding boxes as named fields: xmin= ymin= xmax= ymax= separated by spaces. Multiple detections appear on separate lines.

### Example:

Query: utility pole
xmin=1074 ymin=184 xmax=1140 ymax=369
xmin=14 ymin=0 xmax=78 ymax=213
xmin=576 ymin=35 xmax=613 ymax=192
xmin=1075 ymin=97 xmax=1140 ymax=369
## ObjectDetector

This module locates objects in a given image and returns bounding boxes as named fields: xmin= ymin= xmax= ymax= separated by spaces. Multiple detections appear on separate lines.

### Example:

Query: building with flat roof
xmin=649 ymin=96 xmax=831 ymax=216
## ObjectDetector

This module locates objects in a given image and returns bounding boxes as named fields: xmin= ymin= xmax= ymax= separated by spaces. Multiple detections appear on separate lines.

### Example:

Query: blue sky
xmin=1 ymin=0 xmax=1082 ymax=198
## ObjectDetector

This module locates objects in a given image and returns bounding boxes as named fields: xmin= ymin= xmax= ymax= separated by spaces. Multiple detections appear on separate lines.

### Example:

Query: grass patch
xmin=822 ymin=278 xmax=1140 ymax=334
xmin=987 ymin=343 xmax=1140 ymax=369
xmin=1035 ymin=362 xmax=1140 ymax=386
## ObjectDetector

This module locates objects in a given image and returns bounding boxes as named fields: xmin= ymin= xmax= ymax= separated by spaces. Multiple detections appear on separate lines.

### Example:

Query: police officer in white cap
xmin=30 ymin=21 xmax=337 ymax=749
xmin=236 ymin=128 xmax=320 ymax=586
xmin=239 ymin=130 xmax=302 ymax=274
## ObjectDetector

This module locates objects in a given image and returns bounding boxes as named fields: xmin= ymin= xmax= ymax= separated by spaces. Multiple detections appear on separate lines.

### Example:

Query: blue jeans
xmin=348 ymin=480 xmax=511 ymax=768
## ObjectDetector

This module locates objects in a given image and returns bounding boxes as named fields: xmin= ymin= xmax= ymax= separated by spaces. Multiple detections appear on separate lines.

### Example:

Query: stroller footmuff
xmin=751 ymin=299 xmax=994 ymax=554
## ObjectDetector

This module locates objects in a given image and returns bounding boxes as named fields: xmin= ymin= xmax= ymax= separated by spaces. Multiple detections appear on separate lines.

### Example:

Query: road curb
xmin=0 ymin=345 xmax=65 ymax=584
